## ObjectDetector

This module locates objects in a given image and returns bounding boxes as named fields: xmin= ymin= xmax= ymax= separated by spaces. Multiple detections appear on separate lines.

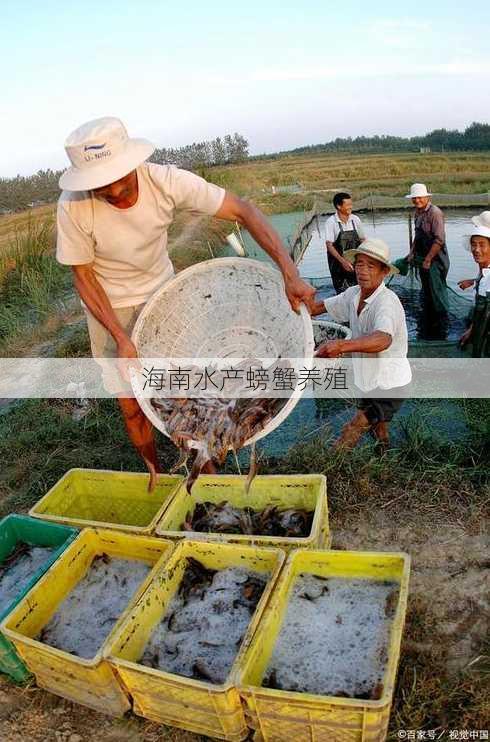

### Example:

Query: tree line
xmin=151 ymin=133 xmax=249 ymax=170
xmin=0 ymin=133 xmax=249 ymax=212
xmin=2 ymin=123 xmax=490 ymax=212
xmin=263 ymin=122 xmax=490 ymax=158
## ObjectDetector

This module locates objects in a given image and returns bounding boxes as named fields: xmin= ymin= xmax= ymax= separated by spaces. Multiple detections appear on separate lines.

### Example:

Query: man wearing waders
xmin=406 ymin=183 xmax=450 ymax=340
xmin=325 ymin=192 xmax=366 ymax=294
xmin=459 ymin=218 xmax=490 ymax=357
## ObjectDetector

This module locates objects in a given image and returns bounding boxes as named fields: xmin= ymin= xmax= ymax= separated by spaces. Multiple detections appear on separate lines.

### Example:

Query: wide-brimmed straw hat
xmin=463 ymin=225 xmax=490 ymax=251
xmin=405 ymin=183 xmax=432 ymax=199
xmin=471 ymin=210 xmax=490 ymax=230
xmin=344 ymin=238 xmax=399 ymax=275
xmin=59 ymin=117 xmax=155 ymax=191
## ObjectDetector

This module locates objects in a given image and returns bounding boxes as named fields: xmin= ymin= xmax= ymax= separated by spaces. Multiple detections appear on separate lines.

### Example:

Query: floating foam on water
xmin=264 ymin=574 xmax=398 ymax=698
xmin=0 ymin=545 xmax=53 ymax=607
xmin=39 ymin=555 xmax=150 ymax=659
xmin=141 ymin=566 xmax=266 ymax=683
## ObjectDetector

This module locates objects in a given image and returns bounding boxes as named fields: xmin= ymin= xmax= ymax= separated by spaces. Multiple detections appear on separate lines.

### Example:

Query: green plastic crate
xmin=0 ymin=515 xmax=77 ymax=683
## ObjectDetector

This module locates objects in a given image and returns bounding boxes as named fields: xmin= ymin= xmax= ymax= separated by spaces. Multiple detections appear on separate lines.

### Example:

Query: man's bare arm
xmin=72 ymin=264 xmax=136 ymax=356
xmin=214 ymin=192 xmax=315 ymax=311
xmin=308 ymin=297 xmax=329 ymax=316
xmin=316 ymin=331 xmax=392 ymax=358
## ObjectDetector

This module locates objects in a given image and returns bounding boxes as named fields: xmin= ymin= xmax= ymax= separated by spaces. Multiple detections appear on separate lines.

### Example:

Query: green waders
xmin=413 ymin=220 xmax=450 ymax=340
xmin=328 ymin=221 xmax=361 ymax=294
xmin=471 ymin=291 xmax=490 ymax=358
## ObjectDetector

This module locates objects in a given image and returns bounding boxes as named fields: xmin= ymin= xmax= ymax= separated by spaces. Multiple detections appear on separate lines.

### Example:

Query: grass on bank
xmin=0 ymin=217 xmax=71 ymax=353
xmin=0 ymin=210 xmax=232 ymax=356
xmin=262 ymin=398 xmax=490 ymax=494
xmin=1 ymin=395 xmax=488 ymax=521
xmin=0 ymin=398 xmax=179 ymax=518
xmin=0 ymin=204 xmax=55 ymax=254
xmin=204 ymin=151 xmax=490 ymax=200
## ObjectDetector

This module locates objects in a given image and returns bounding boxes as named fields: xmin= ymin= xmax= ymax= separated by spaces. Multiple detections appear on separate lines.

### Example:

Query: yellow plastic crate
xmin=155 ymin=474 xmax=329 ymax=551
xmin=106 ymin=540 xmax=286 ymax=741
xmin=29 ymin=468 xmax=183 ymax=534
xmin=237 ymin=549 xmax=410 ymax=742
xmin=1 ymin=528 xmax=174 ymax=716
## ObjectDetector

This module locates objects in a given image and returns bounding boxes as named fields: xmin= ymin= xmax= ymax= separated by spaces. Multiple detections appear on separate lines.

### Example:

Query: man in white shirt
xmin=325 ymin=192 xmax=366 ymax=294
xmin=56 ymin=117 xmax=314 ymax=489
xmin=307 ymin=238 xmax=411 ymax=450
xmin=459 ymin=224 xmax=490 ymax=357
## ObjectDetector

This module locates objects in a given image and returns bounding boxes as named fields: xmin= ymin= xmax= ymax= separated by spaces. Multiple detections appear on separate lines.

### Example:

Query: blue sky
xmin=2 ymin=0 xmax=490 ymax=176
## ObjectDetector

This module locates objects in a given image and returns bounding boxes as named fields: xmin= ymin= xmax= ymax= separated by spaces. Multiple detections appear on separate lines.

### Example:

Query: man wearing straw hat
xmin=307 ymin=238 xmax=411 ymax=450
xmin=56 ymin=116 xmax=314 ymax=489
xmin=406 ymin=183 xmax=450 ymax=339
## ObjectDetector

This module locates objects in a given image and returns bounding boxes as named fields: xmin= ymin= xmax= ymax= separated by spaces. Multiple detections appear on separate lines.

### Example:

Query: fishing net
xmin=300 ymin=268 xmax=473 ymax=354
xmin=386 ymin=266 xmax=473 ymax=350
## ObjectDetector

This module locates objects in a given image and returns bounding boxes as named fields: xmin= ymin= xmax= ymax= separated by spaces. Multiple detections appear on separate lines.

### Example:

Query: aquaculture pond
xmin=232 ymin=208 xmax=476 ymax=342
xmin=229 ymin=208 xmax=478 ymax=457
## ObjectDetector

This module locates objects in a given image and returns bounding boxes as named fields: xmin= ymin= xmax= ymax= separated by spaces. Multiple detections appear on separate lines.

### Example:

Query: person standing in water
xmin=406 ymin=183 xmax=450 ymax=339
xmin=458 ymin=211 xmax=490 ymax=292
xmin=325 ymin=192 xmax=366 ymax=294
xmin=459 ymin=222 xmax=490 ymax=357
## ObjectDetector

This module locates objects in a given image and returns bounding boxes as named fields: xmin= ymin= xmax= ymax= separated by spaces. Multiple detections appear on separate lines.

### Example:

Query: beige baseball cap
xmin=59 ymin=116 xmax=155 ymax=191
xmin=344 ymin=238 xmax=399 ymax=275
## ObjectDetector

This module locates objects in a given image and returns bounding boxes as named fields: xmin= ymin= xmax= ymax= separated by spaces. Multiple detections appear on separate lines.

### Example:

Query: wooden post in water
xmin=370 ymin=192 xmax=376 ymax=230
xmin=408 ymin=213 xmax=413 ymax=252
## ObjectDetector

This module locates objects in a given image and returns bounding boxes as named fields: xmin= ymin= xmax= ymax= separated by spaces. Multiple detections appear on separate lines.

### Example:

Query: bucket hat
xmin=344 ymin=238 xmax=399 ymax=275
xmin=59 ymin=117 xmax=155 ymax=191
xmin=463 ymin=225 xmax=490 ymax=251
xmin=405 ymin=183 xmax=432 ymax=199
xmin=471 ymin=210 xmax=490 ymax=230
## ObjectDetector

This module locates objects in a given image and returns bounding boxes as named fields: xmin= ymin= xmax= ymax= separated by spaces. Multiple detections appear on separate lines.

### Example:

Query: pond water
xmin=243 ymin=396 xmax=469 ymax=458
xmin=296 ymin=208 xmax=478 ymax=286
xmin=230 ymin=208 xmax=478 ymax=457
xmin=232 ymin=208 xmax=477 ymax=343
xmin=233 ymin=208 xmax=479 ymax=283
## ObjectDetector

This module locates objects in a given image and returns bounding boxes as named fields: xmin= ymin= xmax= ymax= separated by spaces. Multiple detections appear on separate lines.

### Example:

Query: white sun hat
xmin=344 ymin=238 xmax=399 ymax=275
xmin=463 ymin=225 xmax=490 ymax=251
xmin=405 ymin=183 xmax=432 ymax=199
xmin=471 ymin=210 xmax=490 ymax=230
xmin=59 ymin=117 xmax=155 ymax=191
